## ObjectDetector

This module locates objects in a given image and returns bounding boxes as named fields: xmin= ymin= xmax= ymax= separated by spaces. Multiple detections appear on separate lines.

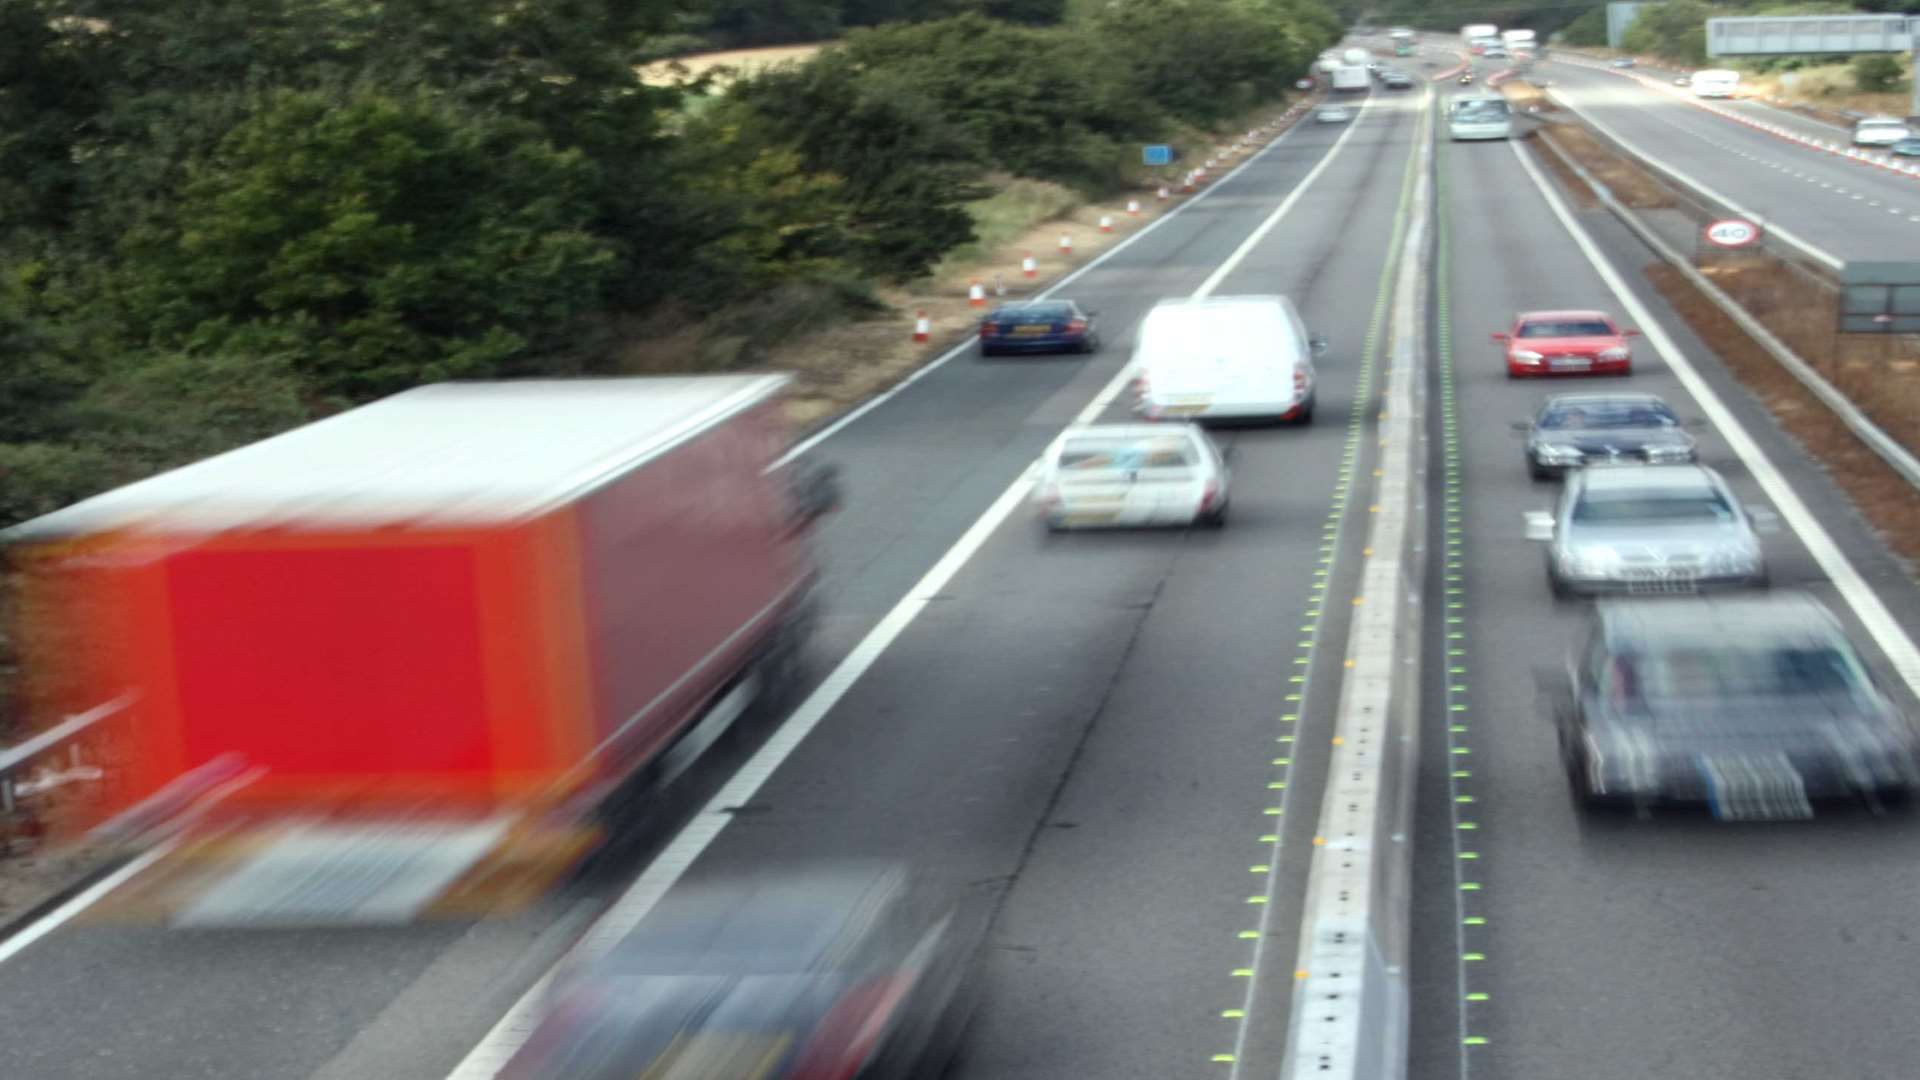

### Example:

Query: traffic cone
xmin=1022 ymin=253 xmax=1037 ymax=279
xmin=1058 ymin=233 xmax=1073 ymax=255
xmin=1157 ymin=186 xmax=1170 ymax=201
xmin=1127 ymin=198 xmax=1141 ymax=216
xmin=968 ymin=280 xmax=985 ymax=307
xmin=1099 ymin=215 xmax=1113 ymax=234
xmin=912 ymin=311 xmax=930 ymax=343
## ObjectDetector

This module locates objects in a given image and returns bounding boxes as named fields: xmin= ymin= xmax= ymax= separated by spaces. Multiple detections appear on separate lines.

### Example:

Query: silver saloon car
xmin=1525 ymin=463 xmax=1774 ymax=597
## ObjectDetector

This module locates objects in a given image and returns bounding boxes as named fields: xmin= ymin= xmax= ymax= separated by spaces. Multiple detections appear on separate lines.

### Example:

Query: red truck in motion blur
xmin=4 ymin=374 xmax=837 ymax=925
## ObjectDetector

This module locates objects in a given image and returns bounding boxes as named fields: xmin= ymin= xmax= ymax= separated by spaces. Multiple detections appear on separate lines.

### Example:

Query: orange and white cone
xmin=1058 ymin=233 xmax=1073 ymax=255
xmin=1127 ymin=198 xmax=1141 ymax=216
xmin=968 ymin=280 xmax=986 ymax=307
xmin=1022 ymin=253 xmax=1037 ymax=279
xmin=912 ymin=311 xmax=930 ymax=343
xmin=1157 ymin=186 xmax=1170 ymax=201
xmin=1098 ymin=214 xmax=1113 ymax=234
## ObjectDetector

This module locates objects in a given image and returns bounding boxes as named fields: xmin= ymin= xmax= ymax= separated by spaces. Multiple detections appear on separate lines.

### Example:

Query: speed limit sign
xmin=1704 ymin=218 xmax=1762 ymax=248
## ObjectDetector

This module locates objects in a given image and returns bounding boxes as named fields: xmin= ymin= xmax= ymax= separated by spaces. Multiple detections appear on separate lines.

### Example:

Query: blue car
xmin=1892 ymin=137 xmax=1920 ymax=158
xmin=979 ymin=299 xmax=1100 ymax=356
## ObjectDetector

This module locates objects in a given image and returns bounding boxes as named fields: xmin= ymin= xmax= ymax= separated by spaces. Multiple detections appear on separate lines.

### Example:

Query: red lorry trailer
xmin=4 ymin=374 xmax=835 ymax=924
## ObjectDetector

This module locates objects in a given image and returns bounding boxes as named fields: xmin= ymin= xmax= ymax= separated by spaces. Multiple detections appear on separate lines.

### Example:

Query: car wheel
xmin=1548 ymin=564 xmax=1574 ymax=600
xmin=1296 ymin=392 xmax=1316 ymax=425
xmin=1529 ymin=462 xmax=1552 ymax=481
xmin=981 ymin=346 xmax=998 ymax=358
xmin=1199 ymin=500 xmax=1229 ymax=528
xmin=1081 ymin=335 xmax=1100 ymax=354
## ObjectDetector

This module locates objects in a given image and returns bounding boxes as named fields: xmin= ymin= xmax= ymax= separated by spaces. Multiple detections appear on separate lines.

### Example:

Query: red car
xmin=1492 ymin=309 xmax=1639 ymax=378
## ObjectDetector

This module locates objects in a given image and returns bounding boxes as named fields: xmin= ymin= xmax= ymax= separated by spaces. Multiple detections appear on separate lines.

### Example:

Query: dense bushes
xmin=0 ymin=0 xmax=1338 ymax=530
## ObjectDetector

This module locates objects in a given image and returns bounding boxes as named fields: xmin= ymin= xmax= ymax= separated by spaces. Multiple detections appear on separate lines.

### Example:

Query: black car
xmin=501 ymin=863 xmax=978 ymax=1080
xmin=1515 ymin=392 xmax=1696 ymax=479
xmin=1543 ymin=594 xmax=1920 ymax=818
xmin=979 ymin=299 xmax=1099 ymax=356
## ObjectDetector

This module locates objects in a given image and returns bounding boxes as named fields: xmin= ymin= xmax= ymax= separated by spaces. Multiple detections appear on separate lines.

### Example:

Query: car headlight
xmin=1512 ymin=349 xmax=1543 ymax=362
xmin=1598 ymin=346 xmax=1630 ymax=361
xmin=1537 ymin=444 xmax=1584 ymax=464
xmin=1644 ymin=443 xmax=1693 ymax=462
xmin=1705 ymin=543 xmax=1761 ymax=576
xmin=1563 ymin=544 xmax=1619 ymax=577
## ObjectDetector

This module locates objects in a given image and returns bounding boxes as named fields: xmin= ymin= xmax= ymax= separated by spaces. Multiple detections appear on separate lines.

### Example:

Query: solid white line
xmin=774 ymin=99 xmax=1321 ymax=469
xmin=0 ymin=843 xmax=173 ymax=967
xmin=446 ymin=92 xmax=1377 ymax=1080
xmin=1544 ymin=77 xmax=1843 ymax=272
xmin=1512 ymin=140 xmax=1920 ymax=698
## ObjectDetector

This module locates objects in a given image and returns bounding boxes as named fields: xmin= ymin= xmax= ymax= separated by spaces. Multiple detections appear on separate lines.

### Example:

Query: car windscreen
xmin=1860 ymin=119 xmax=1906 ymax=130
xmin=1002 ymin=303 xmax=1071 ymax=322
xmin=1450 ymin=100 xmax=1510 ymax=123
xmin=1571 ymin=489 xmax=1734 ymax=524
xmin=1612 ymin=644 xmax=1869 ymax=705
xmin=1059 ymin=436 xmax=1199 ymax=471
xmin=1517 ymin=319 xmax=1612 ymax=338
xmin=1539 ymin=402 xmax=1678 ymax=430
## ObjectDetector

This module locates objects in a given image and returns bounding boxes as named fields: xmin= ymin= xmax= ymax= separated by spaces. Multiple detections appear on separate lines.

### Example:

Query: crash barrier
xmin=0 ymin=697 xmax=128 ymax=849
xmin=1279 ymin=85 xmax=1433 ymax=1080
xmin=1530 ymin=126 xmax=1920 ymax=496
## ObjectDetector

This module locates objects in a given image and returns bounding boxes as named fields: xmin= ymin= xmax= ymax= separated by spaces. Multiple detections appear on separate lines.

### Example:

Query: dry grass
xmin=1644 ymin=263 xmax=1920 ymax=567
xmin=604 ymin=98 xmax=1314 ymax=433
xmin=638 ymin=42 xmax=831 ymax=87
xmin=1735 ymin=62 xmax=1912 ymax=123
xmin=1537 ymin=123 xmax=1674 ymax=209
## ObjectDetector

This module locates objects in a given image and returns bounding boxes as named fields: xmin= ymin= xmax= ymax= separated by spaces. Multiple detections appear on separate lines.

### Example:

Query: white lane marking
xmin=1513 ymin=141 xmax=1920 ymax=697
xmin=0 ymin=843 xmax=174 ymax=967
xmin=445 ymin=92 xmax=1379 ymax=1080
xmin=1226 ymin=83 xmax=1427 ymax=1080
xmin=775 ymin=99 xmax=1319 ymax=469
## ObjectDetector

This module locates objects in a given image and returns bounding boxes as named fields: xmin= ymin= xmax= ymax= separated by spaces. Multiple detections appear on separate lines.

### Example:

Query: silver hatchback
xmin=1525 ymin=464 xmax=1776 ymax=597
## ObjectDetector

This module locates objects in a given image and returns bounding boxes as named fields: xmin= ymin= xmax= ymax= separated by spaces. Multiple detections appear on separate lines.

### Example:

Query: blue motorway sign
xmin=1142 ymin=144 xmax=1173 ymax=167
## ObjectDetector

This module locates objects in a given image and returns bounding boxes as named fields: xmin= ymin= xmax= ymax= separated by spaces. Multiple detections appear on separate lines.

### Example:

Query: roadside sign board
xmin=1704 ymin=218 xmax=1762 ymax=248
xmin=1142 ymin=144 xmax=1173 ymax=166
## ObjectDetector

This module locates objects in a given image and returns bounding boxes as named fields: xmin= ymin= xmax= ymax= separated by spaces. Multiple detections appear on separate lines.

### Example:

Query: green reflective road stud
xmin=1460 ymin=882 xmax=1482 ymax=891
xmin=1238 ymin=930 xmax=1260 ymax=940
xmin=1233 ymin=968 xmax=1254 ymax=978
xmin=1463 ymin=1036 xmax=1490 ymax=1046
xmin=1212 ymin=1053 xmax=1237 ymax=1062
xmin=1463 ymin=916 xmax=1486 ymax=926
xmin=1220 ymin=1009 xmax=1246 ymax=1019
xmin=1463 ymin=952 xmax=1486 ymax=961
xmin=1466 ymin=992 xmax=1490 ymax=1002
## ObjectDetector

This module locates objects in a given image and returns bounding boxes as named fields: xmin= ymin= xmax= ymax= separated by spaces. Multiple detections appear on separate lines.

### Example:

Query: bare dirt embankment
xmin=1520 ymin=106 xmax=1920 ymax=569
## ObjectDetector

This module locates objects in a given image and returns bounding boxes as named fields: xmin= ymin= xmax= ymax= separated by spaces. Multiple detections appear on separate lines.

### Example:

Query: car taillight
xmin=1293 ymin=369 xmax=1308 ymax=397
xmin=1067 ymin=319 xmax=1087 ymax=332
xmin=789 ymin=975 xmax=912 ymax=1080
xmin=1200 ymin=480 xmax=1220 ymax=508
xmin=1130 ymin=373 xmax=1150 ymax=397
xmin=980 ymin=323 xmax=999 ymax=337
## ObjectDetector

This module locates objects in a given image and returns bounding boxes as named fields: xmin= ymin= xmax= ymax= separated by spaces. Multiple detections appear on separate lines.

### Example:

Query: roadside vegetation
xmin=0 ymin=0 xmax=1341 ymax=539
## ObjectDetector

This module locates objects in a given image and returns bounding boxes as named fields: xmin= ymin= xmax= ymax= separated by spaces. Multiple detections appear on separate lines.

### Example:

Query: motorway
xmin=1540 ymin=55 xmax=1920 ymax=263
xmin=1408 ymin=69 xmax=1920 ymax=1080
xmin=6 ymin=42 xmax=1920 ymax=1080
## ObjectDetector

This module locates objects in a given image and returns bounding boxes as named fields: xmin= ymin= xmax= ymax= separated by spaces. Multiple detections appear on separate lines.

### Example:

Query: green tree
xmin=1558 ymin=7 xmax=1609 ymax=47
xmin=122 ymin=87 xmax=619 ymax=400
xmin=1621 ymin=0 xmax=1712 ymax=65
xmin=1853 ymin=54 xmax=1907 ymax=94
xmin=730 ymin=57 xmax=983 ymax=279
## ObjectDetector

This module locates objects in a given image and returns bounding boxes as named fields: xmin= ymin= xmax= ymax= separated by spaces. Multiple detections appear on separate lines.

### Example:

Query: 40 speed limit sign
xmin=1704 ymin=218 xmax=1763 ymax=248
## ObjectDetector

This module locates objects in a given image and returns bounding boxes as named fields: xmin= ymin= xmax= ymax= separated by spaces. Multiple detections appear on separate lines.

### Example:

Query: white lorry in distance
xmin=1342 ymin=47 xmax=1371 ymax=65
xmin=1501 ymin=28 xmax=1536 ymax=50
xmin=1690 ymin=69 xmax=1739 ymax=98
xmin=1462 ymin=23 xmax=1497 ymax=48
xmin=1331 ymin=64 xmax=1370 ymax=92
xmin=1389 ymin=27 xmax=1414 ymax=41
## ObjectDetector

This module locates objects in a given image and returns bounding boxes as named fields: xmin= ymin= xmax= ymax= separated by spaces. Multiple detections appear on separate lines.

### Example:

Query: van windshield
xmin=1451 ymin=100 xmax=1510 ymax=123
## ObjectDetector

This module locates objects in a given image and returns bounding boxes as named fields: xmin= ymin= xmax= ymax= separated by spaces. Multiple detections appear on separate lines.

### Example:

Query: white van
xmin=1129 ymin=296 xmax=1325 ymax=424
xmin=1689 ymin=69 xmax=1739 ymax=98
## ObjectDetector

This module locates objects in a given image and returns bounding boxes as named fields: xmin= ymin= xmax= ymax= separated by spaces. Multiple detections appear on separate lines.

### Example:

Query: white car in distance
xmin=1036 ymin=424 xmax=1230 ymax=531
xmin=1853 ymin=116 xmax=1911 ymax=147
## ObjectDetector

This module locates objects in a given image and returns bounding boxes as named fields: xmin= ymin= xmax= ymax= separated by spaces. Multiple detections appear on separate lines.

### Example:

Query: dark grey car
xmin=1516 ymin=392 xmax=1696 ymax=479
xmin=1544 ymin=594 xmax=1920 ymax=818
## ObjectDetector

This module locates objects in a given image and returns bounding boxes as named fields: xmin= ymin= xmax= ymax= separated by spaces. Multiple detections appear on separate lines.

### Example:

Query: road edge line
xmin=445 ymin=90 xmax=1381 ymax=1080
xmin=1510 ymin=138 xmax=1920 ymax=699
xmin=1529 ymin=127 xmax=1920 ymax=494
